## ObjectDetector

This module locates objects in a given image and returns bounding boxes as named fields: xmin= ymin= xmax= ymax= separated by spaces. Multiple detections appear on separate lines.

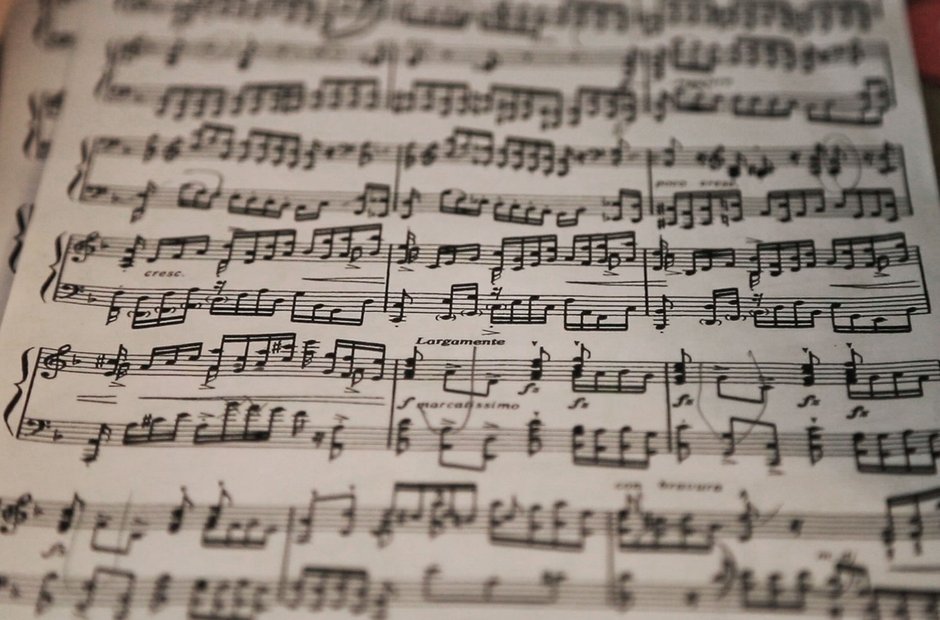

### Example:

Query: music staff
xmin=10 ymin=402 xmax=940 ymax=473
xmin=107 ymin=35 xmax=889 ymax=75
xmin=83 ymin=127 xmax=904 ymax=176
xmin=31 ymin=335 xmax=940 ymax=399
xmin=49 ymin=279 xmax=926 ymax=333
xmin=63 ymin=229 xmax=915 ymax=277
xmin=2 ymin=483 xmax=936 ymax=556
xmin=114 ymin=0 xmax=884 ymax=38
xmin=97 ymin=32 xmax=894 ymax=127
xmin=5 ymin=560 xmax=937 ymax=619
xmin=77 ymin=181 xmax=911 ymax=226
xmin=71 ymin=125 xmax=910 ymax=228
xmin=0 ymin=2 xmax=936 ymax=617
xmin=97 ymin=77 xmax=891 ymax=127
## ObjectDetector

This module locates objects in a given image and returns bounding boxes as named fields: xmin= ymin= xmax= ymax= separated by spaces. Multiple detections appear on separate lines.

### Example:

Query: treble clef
xmin=70 ymin=232 xmax=103 ymax=263
xmin=40 ymin=345 xmax=72 ymax=380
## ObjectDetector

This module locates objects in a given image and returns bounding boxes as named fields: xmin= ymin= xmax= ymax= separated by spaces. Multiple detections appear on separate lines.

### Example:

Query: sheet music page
xmin=0 ymin=1 xmax=938 ymax=617
xmin=0 ymin=0 xmax=76 ymax=313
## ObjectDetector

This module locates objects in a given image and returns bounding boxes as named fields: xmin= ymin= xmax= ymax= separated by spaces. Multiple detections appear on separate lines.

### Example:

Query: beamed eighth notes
xmin=0 ymin=0 xmax=937 ymax=619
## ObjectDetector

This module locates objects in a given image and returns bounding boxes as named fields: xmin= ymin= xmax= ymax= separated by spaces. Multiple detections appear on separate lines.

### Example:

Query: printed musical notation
xmin=114 ymin=0 xmax=885 ymax=37
xmin=3 ymin=483 xmax=938 ymax=555
xmin=50 ymin=227 xmax=926 ymax=333
xmin=29 ymin=333 xmax=938 ymax=395
xmin=2 ymin=558 xmax=937 ymax=619
xmin=0 ymin=482 xmax=938 ymax=618
xmin=0 ymin=0 xmax=77 ymax=316
xmin=63 ymin=228 xmax=915 ymax=274
xmin=108 ymin=34 xmax=889 ymax=74
xmin=33 ymin=0 xmax=79 ymax=48
xmin=0 ymin=1 xmax=937 ymax=618
xmin=17 ymin=402 xmax=940 ymax=474
xmin=83 ymin=127 xmax=906 ymax=177
xmin=72 ymin=124 xmax=910 ymax=228
xmin=23 ymin=90 xmax=64 ymax=161
xmin=98 ymin=34 xmax=895 ymax=127
xmin=8 ymin=333 xmax=939 ymax=472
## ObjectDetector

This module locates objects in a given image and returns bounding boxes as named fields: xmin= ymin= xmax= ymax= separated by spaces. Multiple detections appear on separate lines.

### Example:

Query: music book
xmin=0 ymin=0 xmax=938 ymax=617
